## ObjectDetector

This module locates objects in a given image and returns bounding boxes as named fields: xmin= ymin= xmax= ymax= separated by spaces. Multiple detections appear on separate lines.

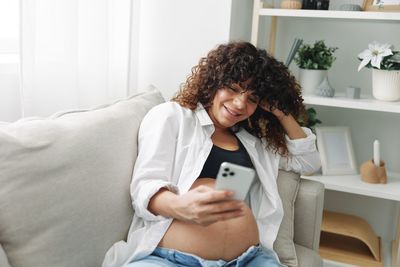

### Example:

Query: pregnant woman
xmin=103 ymin=41 xmax=321 ymax=267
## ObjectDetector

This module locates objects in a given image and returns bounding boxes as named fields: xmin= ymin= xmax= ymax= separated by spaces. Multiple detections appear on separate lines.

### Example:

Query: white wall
xmin=0 ymin=0 xmax=20 ymax=122
xmin=229 ymin=0 xmax=253 ymax=42
xmin=133 ymin=0 xmax=253 ymax=100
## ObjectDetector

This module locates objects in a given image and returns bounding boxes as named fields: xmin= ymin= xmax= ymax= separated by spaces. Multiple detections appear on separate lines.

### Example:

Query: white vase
xmin=298 ymin=69 xmax=328 ymax=95
xmin=372 ymin=69 xmax=400 ymax=101
xmin=315 ymin=76 xmax=335 ymax=97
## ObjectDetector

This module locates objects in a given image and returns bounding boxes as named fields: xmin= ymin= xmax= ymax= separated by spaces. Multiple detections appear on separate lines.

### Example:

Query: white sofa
xmin=0 ymin=88 xmax=324 ymax=267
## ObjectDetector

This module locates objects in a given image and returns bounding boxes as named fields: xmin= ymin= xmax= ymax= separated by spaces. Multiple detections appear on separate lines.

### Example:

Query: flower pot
xmin=372 ymin=69 xmax=400 ymax=101
xmin=298 ymin=69 xmax=327 ymax=95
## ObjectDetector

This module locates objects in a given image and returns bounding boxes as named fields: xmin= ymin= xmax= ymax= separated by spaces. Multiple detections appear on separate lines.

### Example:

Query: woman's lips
xmin=224 ymin=106 xmax=241 ymax=117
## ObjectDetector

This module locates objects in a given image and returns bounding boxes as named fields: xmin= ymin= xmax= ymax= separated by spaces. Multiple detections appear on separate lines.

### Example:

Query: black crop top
xmin=198 ymin=138 xmax=254 ymax=179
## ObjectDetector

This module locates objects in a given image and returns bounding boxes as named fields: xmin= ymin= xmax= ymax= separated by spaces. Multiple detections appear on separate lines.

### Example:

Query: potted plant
xmin=358 ymin=41 xmax=400 ymax=101
xmin=299 ymin=107 xmax=322 ymax=134
xmin=294 ymin=40 xmax=338 ymax=95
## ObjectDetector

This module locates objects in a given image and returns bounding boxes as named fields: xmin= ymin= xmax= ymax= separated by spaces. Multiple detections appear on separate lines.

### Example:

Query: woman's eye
xmin=248 ymin=95 xmax=260 ymax=104
xmin=227 ymin=86 xmax=240 ymax=93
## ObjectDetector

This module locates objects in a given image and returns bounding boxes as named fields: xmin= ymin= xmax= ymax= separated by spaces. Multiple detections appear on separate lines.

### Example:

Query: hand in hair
xmin=259 ymin=100 xmax=286 ymax=120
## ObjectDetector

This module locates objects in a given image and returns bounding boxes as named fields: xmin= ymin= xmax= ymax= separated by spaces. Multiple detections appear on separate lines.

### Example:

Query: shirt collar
xmin=194 ymin=103 xmax=214 ymax=126
xmin=194 ymin=103 xmax=258 ymax=146
xmin=236 ymin=128 xmax=257 ymax=147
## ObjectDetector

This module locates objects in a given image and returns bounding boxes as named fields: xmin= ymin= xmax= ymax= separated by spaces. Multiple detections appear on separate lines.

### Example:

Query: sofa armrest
xmin=293 ymin=179 xmax=324 ymax=251
xmin=0 ymin=244 xmax=11 ymax=267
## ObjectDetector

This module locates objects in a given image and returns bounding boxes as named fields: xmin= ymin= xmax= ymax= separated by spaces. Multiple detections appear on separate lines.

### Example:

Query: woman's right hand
xmin=171 ymin=185 xmax=246 ymax=226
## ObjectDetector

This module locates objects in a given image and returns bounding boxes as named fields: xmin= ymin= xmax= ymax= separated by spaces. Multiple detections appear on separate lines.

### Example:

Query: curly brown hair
xmin=172 ymin=42 xmax=306 ymax=156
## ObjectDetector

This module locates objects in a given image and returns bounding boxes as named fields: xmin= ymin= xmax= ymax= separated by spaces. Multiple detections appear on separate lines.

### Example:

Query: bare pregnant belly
xmin=158 ymin=178 xmax=259 ymax=261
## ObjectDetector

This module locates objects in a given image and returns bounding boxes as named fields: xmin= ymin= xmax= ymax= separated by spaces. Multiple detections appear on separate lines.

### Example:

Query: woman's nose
xmin=233 ymin=94 xmax=246 ymax=109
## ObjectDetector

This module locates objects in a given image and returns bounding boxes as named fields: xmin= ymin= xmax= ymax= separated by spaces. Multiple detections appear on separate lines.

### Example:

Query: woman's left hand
xmin=259 ymin=100 xmax=286 ymax=120
xmin=259 ymin=100 xmax=307 ymax=139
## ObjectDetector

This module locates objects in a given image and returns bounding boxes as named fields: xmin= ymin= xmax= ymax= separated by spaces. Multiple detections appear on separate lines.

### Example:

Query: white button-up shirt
xmin=102 ymin=102 xmax=321 ymax=267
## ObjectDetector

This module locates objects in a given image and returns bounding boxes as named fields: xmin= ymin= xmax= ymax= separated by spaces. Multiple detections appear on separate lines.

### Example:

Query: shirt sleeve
xmin=130 ymin=103 xmax=180 ymax=221
xmin=279 ymin=127 xmax=321 ymax=175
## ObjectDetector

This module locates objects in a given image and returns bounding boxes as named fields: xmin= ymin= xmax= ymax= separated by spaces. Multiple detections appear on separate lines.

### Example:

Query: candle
xmin=373 ymin=140 xmax=380 ymax=167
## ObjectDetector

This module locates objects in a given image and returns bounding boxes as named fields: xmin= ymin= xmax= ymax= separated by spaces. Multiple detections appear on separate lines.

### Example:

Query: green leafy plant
xmin=299 ymin=107 xmax=322 ymax=133
xmin=294 ymin=40 xmax=338 ymax=70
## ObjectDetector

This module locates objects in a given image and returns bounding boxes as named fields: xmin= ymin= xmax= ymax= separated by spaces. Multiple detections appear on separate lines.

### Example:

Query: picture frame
xmin=316 ymin=126 xmax=357 ymax=175
xmin=362 ymin=0 xmax=400 ymax=11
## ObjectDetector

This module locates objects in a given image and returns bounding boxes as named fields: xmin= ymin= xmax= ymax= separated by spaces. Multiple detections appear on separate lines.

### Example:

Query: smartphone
xmin=215 ymin=162 xmax=256 ymax=200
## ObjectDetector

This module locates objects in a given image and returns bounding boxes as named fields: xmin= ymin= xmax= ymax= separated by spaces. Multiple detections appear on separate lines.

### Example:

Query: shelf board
xmin=303 ymin=94 xmax=400 ymax=113
xmin=259 ymin=8 xmax=400 ymax=21
xmin=323 ymin=259 xmax=358 ymax=267
xmin=301 ymin=172 xmax=400 ymax=201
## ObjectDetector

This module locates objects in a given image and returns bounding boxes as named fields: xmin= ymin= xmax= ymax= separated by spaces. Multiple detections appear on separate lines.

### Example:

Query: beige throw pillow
xmin=0 ymin=88 xmax=164 ymax=267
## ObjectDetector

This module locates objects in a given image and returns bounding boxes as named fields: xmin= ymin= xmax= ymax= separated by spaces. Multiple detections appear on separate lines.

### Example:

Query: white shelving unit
xmin=251 ymin=3 xmax=400 ymax=54
xmin=301 ymin=173 xmax=400 ymax=201
xmin=250 ymin=1 xmax=400 ymax=267
xmin=258 ymin=8 xmax=400 ymax=20
xmin=303 ymin=94 xmax=400 ymax=113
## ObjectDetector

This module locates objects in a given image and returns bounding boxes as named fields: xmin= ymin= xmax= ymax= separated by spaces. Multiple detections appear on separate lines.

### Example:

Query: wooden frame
xmin=316 ymin=126 xmax=357 ymax=176
xmin=363 ymin=0 xmax=400 ymax=11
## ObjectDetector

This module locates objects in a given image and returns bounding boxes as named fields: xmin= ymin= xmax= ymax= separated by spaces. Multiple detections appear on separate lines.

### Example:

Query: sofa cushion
xmin=295 ymin=244 xmax=323 ymax=267
xmin=274 ymin=170 xmax=300 ymax=267
xmin=0 ymin=88 xmax=164 ymax=267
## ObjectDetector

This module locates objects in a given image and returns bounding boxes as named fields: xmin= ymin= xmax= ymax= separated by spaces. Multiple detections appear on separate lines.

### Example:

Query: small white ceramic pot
xmin=372 ymin=69 xmax=400 ymax=101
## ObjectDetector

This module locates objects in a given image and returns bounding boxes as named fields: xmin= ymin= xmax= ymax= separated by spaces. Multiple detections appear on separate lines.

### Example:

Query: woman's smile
xmin=208 ymin=86 xmax=258 ymax=130
xmin=223 ymin=105 xmax=243 ymax=118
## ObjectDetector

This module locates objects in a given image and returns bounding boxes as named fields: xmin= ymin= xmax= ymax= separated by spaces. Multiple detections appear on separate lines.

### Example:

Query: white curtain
xmin=21 ymin=0 xmax=133 ymax=117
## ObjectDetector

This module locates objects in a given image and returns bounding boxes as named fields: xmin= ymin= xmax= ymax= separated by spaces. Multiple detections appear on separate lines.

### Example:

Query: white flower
xmin=357 ymin=41 xmax=393 ymax=71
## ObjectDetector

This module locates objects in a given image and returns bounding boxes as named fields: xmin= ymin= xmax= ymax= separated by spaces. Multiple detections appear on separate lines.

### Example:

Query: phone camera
xmin=224 ymin=168 xmax=230 ymax=172
xmin=229 ymin=172 xmax=235 ymax=176
xmin=222 ymin=173 xmax=228 ymax=177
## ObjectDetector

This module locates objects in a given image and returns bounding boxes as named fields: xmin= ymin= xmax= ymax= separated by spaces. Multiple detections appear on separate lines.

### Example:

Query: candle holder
xmin=281 ymin=0 xmax=302 ymax=9
xmin=360 ymin=159 xmax=387 ymax=184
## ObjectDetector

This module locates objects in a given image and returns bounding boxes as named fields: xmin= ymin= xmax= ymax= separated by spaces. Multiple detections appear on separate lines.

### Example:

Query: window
xmin=0 ymin=0 xmax=19 ymax=62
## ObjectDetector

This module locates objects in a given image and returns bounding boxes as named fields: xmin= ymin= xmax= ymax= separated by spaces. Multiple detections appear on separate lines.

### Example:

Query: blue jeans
xmin=127 ymin=245 xmax=285 ymax=267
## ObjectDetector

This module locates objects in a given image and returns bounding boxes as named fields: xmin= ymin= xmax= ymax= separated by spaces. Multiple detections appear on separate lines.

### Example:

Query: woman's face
xmin=208 ymin=84 xmax=259 ymax=130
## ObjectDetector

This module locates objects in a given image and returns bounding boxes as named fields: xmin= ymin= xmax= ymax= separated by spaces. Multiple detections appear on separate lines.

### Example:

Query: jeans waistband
xmin=152 ymin=245 xmax=263 ymax=267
